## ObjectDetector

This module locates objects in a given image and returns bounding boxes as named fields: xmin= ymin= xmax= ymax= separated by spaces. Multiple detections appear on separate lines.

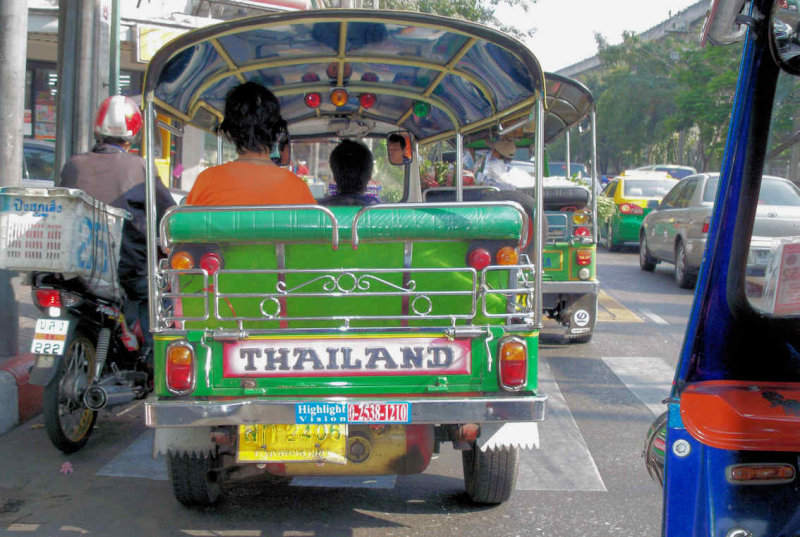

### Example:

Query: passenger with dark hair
xmin=187 ymin=82 xmax=315 ymax=206
xmin=320 ymin=139 xmax=379 ymax=206
xmin=387 ymin=133 xmax=410 ymax=164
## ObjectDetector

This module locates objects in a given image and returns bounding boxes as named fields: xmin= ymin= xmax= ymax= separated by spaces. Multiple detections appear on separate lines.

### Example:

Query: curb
xmin=0 ymin=353 xmax=42 ymax=435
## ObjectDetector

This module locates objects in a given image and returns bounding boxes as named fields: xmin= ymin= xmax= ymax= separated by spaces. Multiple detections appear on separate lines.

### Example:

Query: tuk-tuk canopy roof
xmin=463 ymin=71 xmax=594 ymax=150
xmin=143 ymin=10 xmax=545 ymax=144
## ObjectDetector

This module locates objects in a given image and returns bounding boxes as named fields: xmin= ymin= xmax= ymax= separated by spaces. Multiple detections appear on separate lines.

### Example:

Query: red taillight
xmin=166 ymin=342 xmax=194 ymax=394
xmin=498 ymin=337 xmax=527 ymax=390
xmin=576 ymin=249 xmax=592 ymax=266
xmin=702 ymin=217 xmax=710 ymax=234
xmin=199 ymin=252 xmax=222 ymax=275
xmin=468 ymin=248 xmax=492 ymax=270
xmin=304 ymin=92 xmax=322 ymax=108
xmin=574 ymin=226 xmax=591 ymax=237
xmin=359 ymin=93 xmax=377 ymax=109
xmin=35 ymin=289 xmax=61 ymax=308
xmin=618 ymin=203 xmax=644 ymax=215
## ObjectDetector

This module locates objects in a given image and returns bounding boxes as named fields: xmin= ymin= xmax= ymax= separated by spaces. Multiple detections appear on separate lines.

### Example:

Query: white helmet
xmin=94 ymin=95 xmax=142 ymax=142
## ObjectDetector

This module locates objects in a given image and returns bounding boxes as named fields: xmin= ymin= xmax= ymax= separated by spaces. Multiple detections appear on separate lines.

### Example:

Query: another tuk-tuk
xmin=644 ymin=0 xmax=800 ymax=534
xmin=141 ymin=10 xmax=548 ymax=506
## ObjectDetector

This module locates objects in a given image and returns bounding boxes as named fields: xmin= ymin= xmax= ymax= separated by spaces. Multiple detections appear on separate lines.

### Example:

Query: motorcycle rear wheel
xmin=462 ymin=443 xmax=519 ymax=504
xmin=168 ymin=452 xmax=222 ymax=506
xmin=43 ymin=331 xmax=98 ymax=454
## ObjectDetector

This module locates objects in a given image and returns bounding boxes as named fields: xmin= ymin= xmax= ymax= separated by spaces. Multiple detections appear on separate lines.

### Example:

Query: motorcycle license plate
xmin=237 ymin=424 xmax=348 ymax=464
xmin=30 ymin=319 xmax=70 ymax=356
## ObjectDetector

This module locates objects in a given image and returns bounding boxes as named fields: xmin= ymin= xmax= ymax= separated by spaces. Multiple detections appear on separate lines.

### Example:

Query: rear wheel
xmin=674 ymin=240 xmax=697 ymax=289
xmin=639 ymin=233 xmax=657 ymax=272
xmin=168 ymin=452 xmax=222 ymax=506
xmin=42 ymin=332 xmax=98 ymax=454
xmin=462 ymin=443 xmax=519 ymax=504
xmin=606 ymin=222 xmax=620 ymax=252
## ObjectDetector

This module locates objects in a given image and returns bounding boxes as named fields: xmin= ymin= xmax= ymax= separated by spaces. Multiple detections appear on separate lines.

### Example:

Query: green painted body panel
xmin=153 ymin=330 xmax=538 ymax=397
xmin=611 ymin=212 xmax=650 ymax=243
xmin=542 ymin=243 xmax=596 ymax=282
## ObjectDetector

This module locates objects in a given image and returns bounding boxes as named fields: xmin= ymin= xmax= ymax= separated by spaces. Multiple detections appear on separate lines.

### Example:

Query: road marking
xmin=597 ymin=290 xmax=643 ymax=323
xmin=182 ymin=532 xmax=262 ymax=537
xmin=6 ymin=525 xmax=38 ymax=532
xmin=516 ymin=358 xmax=607 ymax=492
xmin=639 ymin=309 xmax=669 ymax=325
xmin=97 ymin=429 xmax=167 ymax=481
xmin=602 ymin=356 xmax=675 ymax=416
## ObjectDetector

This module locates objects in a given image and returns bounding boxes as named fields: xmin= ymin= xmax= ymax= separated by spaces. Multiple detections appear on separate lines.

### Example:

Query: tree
xmin=377 ymin=0 xmax=535 ymax=39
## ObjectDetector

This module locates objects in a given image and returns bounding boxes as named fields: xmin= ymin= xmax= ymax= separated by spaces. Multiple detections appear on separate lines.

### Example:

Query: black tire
xmin=606 ymin=223 xmax=620 ymax=252
xmin=568 ymin=331 xmax=593 ymax=344
xmin=42 ymin=332 xmax=98 ymax=454
xmin=674 ymin=240 xmax=697 ymax=289
xmin=639 ymin=233 xmax=657 ymax=272
xmin=168 ymin=452 xmax=222 ymax=506
xmin=462 ymin=443 xmax=519 ymax=504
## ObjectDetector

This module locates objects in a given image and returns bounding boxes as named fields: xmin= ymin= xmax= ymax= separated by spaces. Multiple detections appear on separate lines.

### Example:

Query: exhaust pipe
xmin=83 ymin=384 xmax=137 ymax=410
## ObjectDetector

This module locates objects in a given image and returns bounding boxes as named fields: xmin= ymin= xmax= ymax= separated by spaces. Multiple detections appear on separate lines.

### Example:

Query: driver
xmin=59 ymin=95 xmax=176 ymax=350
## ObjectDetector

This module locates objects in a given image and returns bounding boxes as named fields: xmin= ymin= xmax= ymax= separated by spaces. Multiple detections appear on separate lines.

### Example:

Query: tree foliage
xmin=378 ymin=0 xmax=534 ymax=38
xmin=581 ymin=30 xmax=742 ymax=175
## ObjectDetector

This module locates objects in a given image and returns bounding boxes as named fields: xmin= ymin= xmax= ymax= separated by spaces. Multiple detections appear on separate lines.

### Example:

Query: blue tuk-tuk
xmin=645 ymin=0 xmax=800 ymax=534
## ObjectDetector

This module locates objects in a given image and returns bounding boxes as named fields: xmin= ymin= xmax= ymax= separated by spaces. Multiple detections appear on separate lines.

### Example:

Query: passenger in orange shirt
xmin=187 ymin=82 xmax=316 ymax=206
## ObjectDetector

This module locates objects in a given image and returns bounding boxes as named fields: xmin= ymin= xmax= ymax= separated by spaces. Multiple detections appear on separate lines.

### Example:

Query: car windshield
xmin=702 ymin=175 xmax=800 ymax=205
xmin=758 ymin=178 xmax=800 ymax=206
xmin=655 ymin=167 xmax=694 ymax=179
xmin=623 ymin=179 xmax=675 ymax=197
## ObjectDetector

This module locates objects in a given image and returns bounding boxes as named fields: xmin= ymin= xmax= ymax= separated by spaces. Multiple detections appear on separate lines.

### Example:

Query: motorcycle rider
xmin=59 ymin=95 xmax=175 ymax=352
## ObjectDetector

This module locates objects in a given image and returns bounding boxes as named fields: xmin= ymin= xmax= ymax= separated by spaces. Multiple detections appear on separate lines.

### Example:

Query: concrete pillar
xmin=0 ymin=0 xmax=28 ymax=358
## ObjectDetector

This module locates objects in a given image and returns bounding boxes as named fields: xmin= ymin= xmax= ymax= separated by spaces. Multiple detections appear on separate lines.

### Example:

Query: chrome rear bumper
xmin=145 ymin=395 xmax=547 ymax=427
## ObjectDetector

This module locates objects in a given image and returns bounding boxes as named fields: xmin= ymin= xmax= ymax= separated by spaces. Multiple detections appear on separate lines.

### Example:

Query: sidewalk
xmin=0 ymin=276 xmax=42 ymax=435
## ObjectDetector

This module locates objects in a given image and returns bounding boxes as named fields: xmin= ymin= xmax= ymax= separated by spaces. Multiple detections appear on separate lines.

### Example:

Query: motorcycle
xmin=28 ymin=271 xmax=151 ymax=454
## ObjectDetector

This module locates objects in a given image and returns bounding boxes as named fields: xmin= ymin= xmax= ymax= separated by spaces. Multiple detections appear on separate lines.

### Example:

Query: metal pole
xmin=0 ymin=0 xmax=27 ymax=357
xmin=144 ymin=100 xmax=159 ymax=331
xmin=565 ymin=131 xmax=571 ymax=179
xmin=591 ymin=110 xmax=598 ymax=244
xmin=109 ymin=0 xmax=120 ymax=95
xmin=55 ymin=3 xmax=78 ymax=179
xmin=455 ymin=134 xmax=463 ymax=203
xmin=534 ymin=98 xmax=544 ymax=329
xmin=75 ymin=0 xmax=96 ymax=154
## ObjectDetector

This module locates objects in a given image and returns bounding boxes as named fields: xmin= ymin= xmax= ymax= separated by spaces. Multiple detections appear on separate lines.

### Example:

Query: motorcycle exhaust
xmin=83 ymin=384 xmax=137 ymax=411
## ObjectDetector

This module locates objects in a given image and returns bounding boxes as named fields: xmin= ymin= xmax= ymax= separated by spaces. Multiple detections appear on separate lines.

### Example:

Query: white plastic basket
xmin=0 ymin=187 xmax=131 ymax=298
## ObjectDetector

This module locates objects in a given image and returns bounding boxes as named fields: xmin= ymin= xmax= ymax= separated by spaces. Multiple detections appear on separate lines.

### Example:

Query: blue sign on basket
xmin=295 ymin=402 xmax=348 ymax=424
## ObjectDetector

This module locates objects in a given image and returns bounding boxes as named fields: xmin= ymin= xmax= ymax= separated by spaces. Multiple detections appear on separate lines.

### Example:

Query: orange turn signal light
xmin=496 ymin=246 xmax=519 ymax=265
xmin=170 ymin=251 xmax=195 ymax=270
xmin=330 ymin=88 xmax=349 ymax=107
xmin=729 ymin=464 xmax=795 ymax=483
xmin=498 ymin=337 xmax=527 ymax=390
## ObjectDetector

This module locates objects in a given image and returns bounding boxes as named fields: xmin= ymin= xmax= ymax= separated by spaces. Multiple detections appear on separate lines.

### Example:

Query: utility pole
xmin=0 ymin=1 xmax=28 ymax=357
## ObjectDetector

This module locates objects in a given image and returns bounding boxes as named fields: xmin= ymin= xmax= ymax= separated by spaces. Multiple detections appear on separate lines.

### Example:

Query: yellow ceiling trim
xmin=210 ymin=39 xmax=246 ymax=83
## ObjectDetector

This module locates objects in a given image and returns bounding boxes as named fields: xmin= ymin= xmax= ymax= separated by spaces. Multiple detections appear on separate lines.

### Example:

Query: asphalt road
xmin=0 ymin=247 xmax=694 ymax=537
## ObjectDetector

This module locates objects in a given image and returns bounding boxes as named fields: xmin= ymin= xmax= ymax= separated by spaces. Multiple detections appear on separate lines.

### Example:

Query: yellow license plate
xmin=237 ymin=424 xmax=348 ymax=464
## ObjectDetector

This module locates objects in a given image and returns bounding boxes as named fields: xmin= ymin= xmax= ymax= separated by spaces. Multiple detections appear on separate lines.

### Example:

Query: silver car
xmin=639 ymin=173 xmax=800 ymax=288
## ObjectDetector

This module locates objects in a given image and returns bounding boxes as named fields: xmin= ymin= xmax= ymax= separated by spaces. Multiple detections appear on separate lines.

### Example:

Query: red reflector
xmin=359 ymin=93 xmax=377 ymax=109
xmin=468 ymin=248 xmax=492 ymax=270
xmin=576 ymin=249 xmax=592 ymax=266
xmin=498 ymin=338 xmax=527 ymax=390
xmin=574 ymin=226 xmax=591 ymax=237
xmin=729 ymin=464 xmax=795 ymax=482
xmin=304 ymin=92 xmax=322 ymax=108
xmin=199 ymin=252 xmax=222 ymax=276
xmin=35 ymin=289 xmax=61 ymax=308
xmin=702 ymin=217 xmax=710 ymax=234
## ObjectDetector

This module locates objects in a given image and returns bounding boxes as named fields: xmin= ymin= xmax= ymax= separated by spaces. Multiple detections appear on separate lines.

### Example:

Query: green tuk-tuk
xmin=142 ymin=10 xmax=547 ymax=506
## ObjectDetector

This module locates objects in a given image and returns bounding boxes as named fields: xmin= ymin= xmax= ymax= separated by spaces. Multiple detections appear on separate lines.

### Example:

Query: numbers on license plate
xmin=348 ymin=403 xmax=409 ymax=423
xmin=31 ymin=340 xmax=65 ymax=355
xmin=242 ymin=424 xmax=344 ymax=445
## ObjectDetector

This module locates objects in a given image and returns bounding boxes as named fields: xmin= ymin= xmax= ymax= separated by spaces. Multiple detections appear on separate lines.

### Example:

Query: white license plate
xmin=30 ymin=319 xmax=70 ymax=356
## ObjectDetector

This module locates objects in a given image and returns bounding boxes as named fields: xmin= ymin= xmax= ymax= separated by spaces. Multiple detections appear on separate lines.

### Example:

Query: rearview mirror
xmin=647 ymin=199 xmax=660 ymax=210
xmin=272 ymin=126 xmax=291 ymax=167
xmin=387 ymin=131 xmax=413 ymax=165
xmin=768 ymin=1 xmax=800 ymax=75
